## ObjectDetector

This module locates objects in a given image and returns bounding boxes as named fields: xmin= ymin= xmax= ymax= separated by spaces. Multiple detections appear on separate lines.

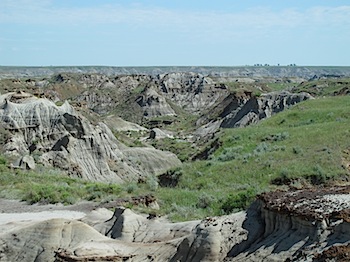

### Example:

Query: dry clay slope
xmin=1 ymin=186 xmax=350 ymax=261
xmin=0 ymin=91 xmax=181 ymax=182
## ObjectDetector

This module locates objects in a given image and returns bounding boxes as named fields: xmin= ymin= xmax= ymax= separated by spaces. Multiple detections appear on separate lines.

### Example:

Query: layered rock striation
xmin=0 ymin=92 xmax=181 ymax=182
xmin=195 ymin=90 xmax=313 ymax=137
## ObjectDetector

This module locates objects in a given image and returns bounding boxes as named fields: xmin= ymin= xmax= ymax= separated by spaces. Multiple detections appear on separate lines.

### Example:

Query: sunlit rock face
xmin=0 ymin=92 xmax=181 ymax=182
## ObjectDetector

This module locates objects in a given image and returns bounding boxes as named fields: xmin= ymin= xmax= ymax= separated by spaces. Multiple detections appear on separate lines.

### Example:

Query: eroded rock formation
xmin=194 ymin=90 xmax=312 ymax=138
xmin=0 ymin=92 xmax=181 ymax=182
xmin=1 ymin=187 xmax=349 ymax=261
xmin=220 ymin=90 xmax=313 ymax=128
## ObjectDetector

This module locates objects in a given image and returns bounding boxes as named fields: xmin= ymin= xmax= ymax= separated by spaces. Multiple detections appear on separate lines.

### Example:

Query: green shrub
xmin=292 ymin=146 xmax=303 ymax=155
xmin=168 ymin=203 xmax=199 ymax=221
xmin=126 ymin=182 xmax=138 ymax=193
xmin=146 ymin=176 xmax=159 ymax=191
xmin=158 ymin=167 xmax=183 ymax=187
xmin=262 ymin=132 xmax=289 ymax=142
xmin=196 ymin=192 xmax=215 ymax=209
xmin=308 ymin=165 xmax=328 ymax=184
xmin=24 ymin=184 xmax=61 ymax=204
xmin=221 ymin=188 xmax=256 ymax=214
xmin=217 ymin=146 xmax=243 ymax=162
xmin=253 ymin=142 xmax=269 ymax=155
xmin=0 ymin=155 xmax=6 ymax=166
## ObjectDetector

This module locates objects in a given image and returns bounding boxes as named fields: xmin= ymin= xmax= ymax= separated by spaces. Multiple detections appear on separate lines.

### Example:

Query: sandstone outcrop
xmin=1 ymin=187 xmax=349 ymax=261
xmin=0 ymin=92 xmax=181 ymax=182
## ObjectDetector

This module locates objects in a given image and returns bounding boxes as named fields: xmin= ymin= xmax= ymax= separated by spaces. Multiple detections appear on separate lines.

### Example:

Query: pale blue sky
xmin=1 ymin=0 xmax=349 ymax=66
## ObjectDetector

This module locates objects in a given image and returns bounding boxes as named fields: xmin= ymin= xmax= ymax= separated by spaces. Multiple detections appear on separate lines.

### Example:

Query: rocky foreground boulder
xmin=0 ymin=186 xmax=349 ymax=261
xmin=0 ymin=91 xmax=181 ymax=182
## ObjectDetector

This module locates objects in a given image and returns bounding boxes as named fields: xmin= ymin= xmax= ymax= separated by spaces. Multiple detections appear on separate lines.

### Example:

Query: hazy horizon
xmin=1 ymin=0 xmax=349 ymax=67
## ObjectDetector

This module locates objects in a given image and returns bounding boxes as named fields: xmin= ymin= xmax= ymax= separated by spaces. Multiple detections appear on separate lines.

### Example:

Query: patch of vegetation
xmin=220 ymin=81 xmax=270 ymax=95
xmin=266 ymin=81 xmax=296 ymax=91
xmin=113 ymin=130 xmax=147 ymax=147
xmin=130 ymin=85 xmax=146 ymax=95
xmin=292 ymin=78 xmax=350 ymax=97
xmin=221 ymin=188 xmax=257 ymax=213
xmin=151 ymin=138 xmax=196 ymax=162
xmin=0 ymin=160 xmax=147 ymax=205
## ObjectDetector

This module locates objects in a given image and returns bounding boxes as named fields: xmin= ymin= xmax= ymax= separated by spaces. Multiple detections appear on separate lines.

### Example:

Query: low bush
xmin=196 ymin=192 xmax=215 ymax=209
xmin=0 ymin=156 xmax=6 ymax=166
xmin=216 ymin=146 xmax=243 ymax=162
xmin=221 ymin=188 xmax=257 ymax=214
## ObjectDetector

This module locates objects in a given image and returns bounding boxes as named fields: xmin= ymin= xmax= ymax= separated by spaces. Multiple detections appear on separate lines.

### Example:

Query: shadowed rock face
xmin=0 ymin=92 xmax=181 ymax=182
xmin=220 ymin=91 xmax=313 ymax=128
xmin=1 ymin=186 xmax=349 ymax=261
xmin=194 ymin=91 xmax=313 ymax=138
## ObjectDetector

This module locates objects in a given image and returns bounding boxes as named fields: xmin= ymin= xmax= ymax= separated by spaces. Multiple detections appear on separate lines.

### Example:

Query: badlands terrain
xmin=0 ymin=66 xmax=349 ymax=261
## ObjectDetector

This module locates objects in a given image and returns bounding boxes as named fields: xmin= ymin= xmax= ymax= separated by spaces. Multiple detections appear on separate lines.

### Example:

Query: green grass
xmin=151 ymin=137 xmax=196 ymax=162
xmin=0 ymin=165 xmax=138 ymax=205
xmin=293 ymin=78 xmax=350 ymax=97
xmin=266 ymin=82 xmax=296 ymax=91
xmin=153 ymin=96 xmax=350 ymax=220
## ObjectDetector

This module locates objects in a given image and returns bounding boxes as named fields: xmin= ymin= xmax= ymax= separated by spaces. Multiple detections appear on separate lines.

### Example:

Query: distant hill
xmin=1 ymin=66 xmax=350 ymax=79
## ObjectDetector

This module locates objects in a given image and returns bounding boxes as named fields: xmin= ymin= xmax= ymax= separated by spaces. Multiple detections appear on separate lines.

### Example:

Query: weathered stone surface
xmin=158 ymin=72 xmax=227 ymax=115
xmin=74 ymin=72 xmax=230 ymax=120
xmin=12 ymin=155 xmax=35 ymax=170
xmin=221 ymin=91 xmax=313 ymax=128
xmin=1 ymin=72 xmax=313 ymax=137
xmin=0 ymin=92 xmax=181 ymax=182
xmin=149 ymin=128 xmax=174 ymax=139
xmin=104 ymin=115 xmax=147 ymax=132
xmin=136 ymin=87 xmax=176 ymax=117
xmin=1 ymin=187 xmax=350 ymax=261
xmin=195 ymin=90 xmax=313 ymax=137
